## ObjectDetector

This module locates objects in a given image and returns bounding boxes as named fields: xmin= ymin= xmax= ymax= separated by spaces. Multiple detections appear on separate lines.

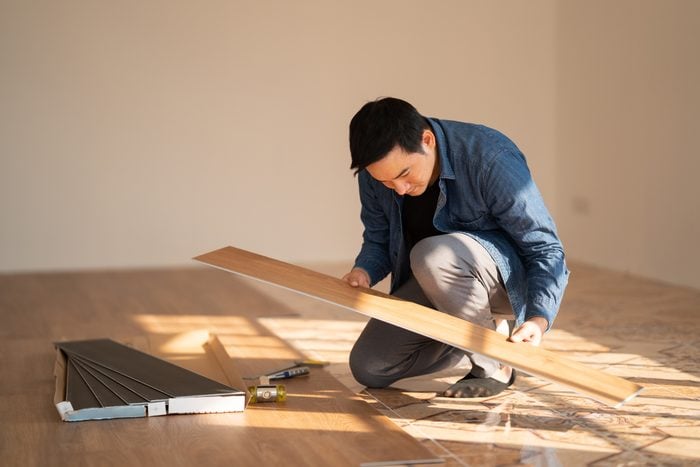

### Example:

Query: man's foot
xmin=442 ymin=370 xmax=516 ymax=398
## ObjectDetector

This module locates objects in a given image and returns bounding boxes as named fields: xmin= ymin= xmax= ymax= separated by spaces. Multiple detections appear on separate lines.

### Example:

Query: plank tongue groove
xmin=194 ymin=245 xmax=643 ymax=407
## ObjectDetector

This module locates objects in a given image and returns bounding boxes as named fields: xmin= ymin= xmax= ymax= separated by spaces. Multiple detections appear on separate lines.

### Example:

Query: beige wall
xmin=3 ymin=1 xmax=697 ymax=290
xmin=0 ymin=0 xmax=557 ymax=270
xmin=556 ymin=0 xmax=700 ymax=289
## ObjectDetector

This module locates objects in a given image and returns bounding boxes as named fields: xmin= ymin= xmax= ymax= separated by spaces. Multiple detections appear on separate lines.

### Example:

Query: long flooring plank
xmin=194 ymin=246 xmax=643 ymax=407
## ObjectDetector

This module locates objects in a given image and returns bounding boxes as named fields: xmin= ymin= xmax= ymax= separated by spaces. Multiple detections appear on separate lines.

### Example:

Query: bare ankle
xmin=491 ymin=366 xmax=512 ymax=384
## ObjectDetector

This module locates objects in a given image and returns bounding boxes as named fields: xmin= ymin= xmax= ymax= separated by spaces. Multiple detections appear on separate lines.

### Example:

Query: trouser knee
xmin=348 ymin=344 xmax=391 ymax=388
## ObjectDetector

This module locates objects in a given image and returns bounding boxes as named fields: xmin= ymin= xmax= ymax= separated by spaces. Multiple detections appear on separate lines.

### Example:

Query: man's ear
xmin=422 ymin=129 xmax=436 ymax=149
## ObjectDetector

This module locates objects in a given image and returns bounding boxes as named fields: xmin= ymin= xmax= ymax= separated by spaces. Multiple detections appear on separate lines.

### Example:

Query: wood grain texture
xmin=204 ymin=333 xmax=247 ymax=392
xmin=208 ymin=333 xmax=443 ymax=466
xmin=0 ymin=267 xmax=439 ymax=466
xmin=194 ymin=246 xmax=643 ymax=407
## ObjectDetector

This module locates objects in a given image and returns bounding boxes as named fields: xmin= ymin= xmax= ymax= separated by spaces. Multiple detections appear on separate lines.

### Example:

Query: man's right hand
xmin=342 ymin=268 xmax=370 ymax=288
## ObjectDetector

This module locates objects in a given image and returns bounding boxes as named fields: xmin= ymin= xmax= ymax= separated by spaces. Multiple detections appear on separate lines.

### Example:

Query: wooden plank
xmin=203 ymin=333 xmax=248 ymax=393
xmin=194 ymin=245 xmax=644 ymax=407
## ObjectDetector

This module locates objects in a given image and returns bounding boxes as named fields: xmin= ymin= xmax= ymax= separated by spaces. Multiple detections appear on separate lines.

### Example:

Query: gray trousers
xmin=349 ymin=233 xmax=514 ymax=388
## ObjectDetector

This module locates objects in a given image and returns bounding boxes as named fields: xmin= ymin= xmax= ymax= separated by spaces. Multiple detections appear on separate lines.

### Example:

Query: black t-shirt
xmin=402 ymin=181 xmax=443 ymax=249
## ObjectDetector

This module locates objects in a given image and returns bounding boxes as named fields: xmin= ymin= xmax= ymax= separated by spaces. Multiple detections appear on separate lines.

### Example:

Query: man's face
xmin=365 ymin=130 xmax=438 ymax=196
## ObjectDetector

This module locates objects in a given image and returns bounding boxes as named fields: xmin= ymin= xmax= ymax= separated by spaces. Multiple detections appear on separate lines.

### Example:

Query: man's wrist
xmin=527 ymin=316 xmax=549 ymax=334
xmin=352 ymin=267 xmax=370 ymax=282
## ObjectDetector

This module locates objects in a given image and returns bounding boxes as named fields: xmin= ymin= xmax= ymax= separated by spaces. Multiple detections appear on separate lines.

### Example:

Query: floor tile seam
xmin=657 ymin=342 xmax=694 ymax=356
xmin=407 ymin=415 xmax=554 ymax=435
xmin=574 ymin=356 xmax=688 ymax=405
xmin=649 ymin=386 xmax=700 ymax=403
xmin=521 ymin=389 xmax=605 ymax=418
xmin=587 ymin=449 xmax=645 ymax=466
xmin=410 ymin=406 xmax=544 ymax=433
xmin=607 ymin=355 xmax=700 ymax=370
xmin=359 ymin=390 xmax=419 ymax=419
xmin=434 ymin=453 xmax=465 ymax=467
xmin=632 ymin=433 xmax=690 ymax=459
xmin=523 ymin=415 xmax=622 ymax=450
xmin=651 ymin=432 xmax=700 ymax=442
xmin=591 ymin=356 xmax=648 ymax=373
xmin=396 ymin=407 xmax=530 ymax=440
xmin=524 ymin=435 xmax=622 ymax=458
xmin=559 ymin=405 xmax=683 ymax=438
xmin=356 ymin=391 xmax=436 ymax=440
xmin=575 ymin=420 xmax=672 ymax=453
xmin=393 ymin=400 xmax=432 ymax=411
xmin=512 ymin=380 xmax=551 ymax=394
xmin=498 ymin=444 xmax=543 ymax=463
xmin=633 ymin=429 xmax=674 ymax=449
xmin=535 ymin=400 xmax=633 ymax=442
xmin=421 ymin=442 xmax=467 ymax=467
xmin=362 ymin=396 xmax=471 ymax=466
xmin=399 ymin=431 xmax=464 ymax=466
xmin=607 ymin=355 xmax=674 ymax=368
xmin=570 ymin=423 xmax=644 ymax=451
xmin=466 ymin=443 xmax=548 ymax=465
xmin=516 ymin=351 xmax=631 ymax=382
xmin=607 ymin=406 xmax=700 ymax=426
xmin=408 ymin=406 xmax=456 ymax=423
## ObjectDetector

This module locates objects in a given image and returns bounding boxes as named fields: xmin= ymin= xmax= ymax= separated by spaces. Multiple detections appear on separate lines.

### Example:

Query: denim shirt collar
xmin=428 ymin=118 xmax=456 ymax=181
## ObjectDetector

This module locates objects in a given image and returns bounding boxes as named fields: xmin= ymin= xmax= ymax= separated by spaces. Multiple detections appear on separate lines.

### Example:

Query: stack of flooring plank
xmin=54 ymin=338 xmax=245 ymax=421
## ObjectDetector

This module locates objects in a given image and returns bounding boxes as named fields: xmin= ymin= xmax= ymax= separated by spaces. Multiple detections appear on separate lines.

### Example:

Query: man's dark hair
xmin=349 ymin=97 xmax=430 ymax=174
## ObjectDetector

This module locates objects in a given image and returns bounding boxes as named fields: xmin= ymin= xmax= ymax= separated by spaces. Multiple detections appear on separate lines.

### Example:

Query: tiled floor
xmin=251 ymin=261 xmax=700 ymax=466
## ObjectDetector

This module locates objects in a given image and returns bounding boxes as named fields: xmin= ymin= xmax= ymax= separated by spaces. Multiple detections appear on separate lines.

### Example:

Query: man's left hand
xmin=508 ymin=317 xmax=548 ymax=346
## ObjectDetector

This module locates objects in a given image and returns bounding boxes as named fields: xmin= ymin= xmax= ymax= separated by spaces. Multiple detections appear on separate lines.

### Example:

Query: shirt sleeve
xmin=354 ymin=171 xmax=393 ymax=286
xmin=480 ymin=149 xmax=569 ymax=329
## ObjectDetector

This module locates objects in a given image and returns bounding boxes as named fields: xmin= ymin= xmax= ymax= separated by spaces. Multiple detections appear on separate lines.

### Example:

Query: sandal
xmin=442 ymin=370 xmax=516 ymax=398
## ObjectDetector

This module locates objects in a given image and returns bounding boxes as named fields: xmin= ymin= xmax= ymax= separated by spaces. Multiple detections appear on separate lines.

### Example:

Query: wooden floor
xmin=2 ymin=262 xmax=700 ymax=466
xmin=0 ymin=268 xmax=437 ymax=466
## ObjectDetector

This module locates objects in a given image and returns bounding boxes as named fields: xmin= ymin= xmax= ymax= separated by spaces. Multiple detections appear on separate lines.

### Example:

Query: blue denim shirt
xmin=353 ymin=118 xmax=569 ymax=329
